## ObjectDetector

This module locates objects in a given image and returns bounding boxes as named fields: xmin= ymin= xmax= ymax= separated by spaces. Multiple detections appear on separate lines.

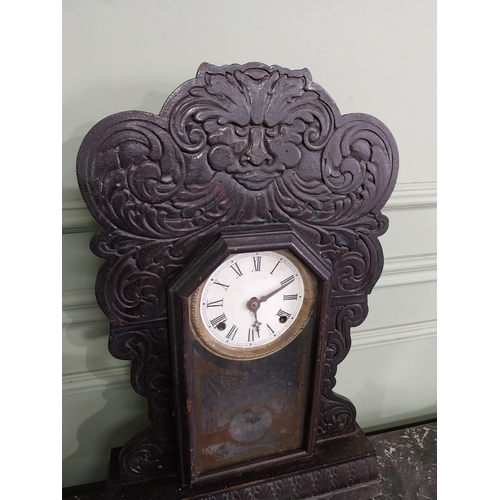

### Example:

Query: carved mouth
xmin=233 ymin=171 xmax=279 ymax=190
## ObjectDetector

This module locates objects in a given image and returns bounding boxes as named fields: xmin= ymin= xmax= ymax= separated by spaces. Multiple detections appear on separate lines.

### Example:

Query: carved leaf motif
xmin=275 ymin=477 xmax=298 ymax=500
xmin=197 ymin=457 xmax=378 ymax=499
xmin=312 ymin=468 xmax=335 ymax=495
xmin=295 ymin=473 xmax=315 ymax=498
xmin=255 ymin=482 xmax=278 ymax=500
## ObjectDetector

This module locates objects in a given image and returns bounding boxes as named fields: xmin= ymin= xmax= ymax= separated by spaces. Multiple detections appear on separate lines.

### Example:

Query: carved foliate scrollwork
xmin=318 ymin=300 xmax=369 ymax=438
xmin=79 ymin=63 xmax=396 ymax=232
xmin=76 ymin=62 xmax=398 ymax=482
xmin=109 ymin=325 xmax=176 ymax=479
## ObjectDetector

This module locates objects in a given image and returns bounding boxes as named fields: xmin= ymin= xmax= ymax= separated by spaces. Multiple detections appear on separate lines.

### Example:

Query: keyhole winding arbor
xmin=77 ymin=62 xmax=398 ymax=500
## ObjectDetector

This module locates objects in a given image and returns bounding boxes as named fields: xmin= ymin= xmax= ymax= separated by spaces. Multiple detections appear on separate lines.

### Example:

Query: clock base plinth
xmin=104 ymin=426 xmax=381 ymax=500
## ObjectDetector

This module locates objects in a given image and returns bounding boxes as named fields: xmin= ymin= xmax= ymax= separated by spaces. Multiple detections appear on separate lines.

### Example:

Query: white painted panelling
xmin=378 ymin=253 xmax=436 ymax=288
xmin=336 ymin=334 xmax=437 ymax=432
xmin=62 ymin=0 xmax=436 ymax=488
xmin=62 ymin=320 xmax=126 ymax=376
xmin=360 ymin=281 xmax=436 ymax=331
xmin=62 ymin=385 xmax=150 ymax=488
xmin=62 ymin=320 xmax=436 ymax=397
xmin=384 ymin=182 xmax=437 ymax=211
xmin=63 ymin=366 xmax=129 ymax=396
xmin=62 ymin=231 xmax=102 ymax=292
xmin=380 ymin=206 xmax=437 ymax=259
xmin=352 ymin=320 xmax=436 ymax=350
xmin=62 ymin=289 xmax=106 ymax=325
xmin=62 ymin=200 xmax=99 ymax=234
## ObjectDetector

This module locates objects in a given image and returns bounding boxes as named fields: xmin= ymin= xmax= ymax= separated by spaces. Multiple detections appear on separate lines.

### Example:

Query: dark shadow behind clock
xmin=76 ymin=62 xmax=398 ymax=499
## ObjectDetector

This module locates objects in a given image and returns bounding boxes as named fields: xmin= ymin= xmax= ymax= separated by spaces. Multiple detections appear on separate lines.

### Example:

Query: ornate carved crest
xmin=77 ymin=62 xmax=398 ymax=484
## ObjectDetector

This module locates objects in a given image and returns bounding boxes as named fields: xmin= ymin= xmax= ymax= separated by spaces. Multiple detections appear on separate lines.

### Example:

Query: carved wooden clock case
xmin=77 ymin=62 xmax=398 ymax=499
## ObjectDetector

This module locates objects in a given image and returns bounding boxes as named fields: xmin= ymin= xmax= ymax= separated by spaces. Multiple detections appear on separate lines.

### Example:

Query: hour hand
xmin=247 ymin=297 xmax=261 ymax=333
xmin=252 ymin=317 xmax=261 ymax=334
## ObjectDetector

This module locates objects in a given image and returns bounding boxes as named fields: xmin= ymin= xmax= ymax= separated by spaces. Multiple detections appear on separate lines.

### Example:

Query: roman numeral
xmin=211 ymin=313 xmax=227 ymax=327
xmin=252 ymin=256 xmax=261 ymax=272
xmin=230 ymin=262 xmax=243 ymax=277
xmin=283 ymin=294 xmax=298 ymax=301
xmin=207 ymin=299 xmax=224 ymax=307
xmin=226 ymin=325 xmax=238 ymax=340
xmin=270 ymin=260 xmax=281 ymax=275
xmin=267 ymin=323 xmax=275 ymax=334
xmin=276 ymin=309 xmax=291 ymax=319
xmin=248 ymin=328 xmax=255 ymax=342
xmin=247 ymin=328 xmax=259 ymax=342
xmin=280 ymin=275 xmax=295 ymax=287
xmin=213 ymin=279 xmax=229 ymax=290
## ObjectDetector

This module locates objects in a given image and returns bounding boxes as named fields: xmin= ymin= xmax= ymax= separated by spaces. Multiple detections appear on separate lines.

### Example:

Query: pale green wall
xmin=62 ymin=0 xmax=436 ymax=488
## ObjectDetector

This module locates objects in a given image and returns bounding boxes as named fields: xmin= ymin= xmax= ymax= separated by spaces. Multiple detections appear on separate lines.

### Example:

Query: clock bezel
xmin=168 ymin=226 xmax=332 ymax=487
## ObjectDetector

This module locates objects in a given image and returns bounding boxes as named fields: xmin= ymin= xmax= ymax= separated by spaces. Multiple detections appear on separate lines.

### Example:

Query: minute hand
xmin=258 ymin=280 xmax=294 ymax=303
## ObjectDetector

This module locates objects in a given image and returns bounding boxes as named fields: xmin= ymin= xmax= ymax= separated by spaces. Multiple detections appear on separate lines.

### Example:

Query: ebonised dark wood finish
xmin=76 ymin=62 xmax=398 ymax=499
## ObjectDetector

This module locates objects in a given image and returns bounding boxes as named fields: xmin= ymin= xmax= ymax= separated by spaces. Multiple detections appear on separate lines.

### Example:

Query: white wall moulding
xmin=62 ymin=319 xmax=436 ymax=397
xmin=62 ymin=366 xmax=130 ymax=396
xmin=352 ymin=320 xmax=436 ymax=350
xmin=62 ymin=288 xmax=107 ymax=326
xmin=62 ymin=199 xmax=100 ymax=234
xmin=377 ymin=253 xmax=436 ymax=288
xmin=383 ymin=181 xmax=437 ymax=211
xmin=62 ymin=181 xmax=437 ymax=234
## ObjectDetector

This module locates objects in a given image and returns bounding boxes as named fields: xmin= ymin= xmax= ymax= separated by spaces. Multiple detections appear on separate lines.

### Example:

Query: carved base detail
xmin=105 ymin=426 xmax=381 ymax=500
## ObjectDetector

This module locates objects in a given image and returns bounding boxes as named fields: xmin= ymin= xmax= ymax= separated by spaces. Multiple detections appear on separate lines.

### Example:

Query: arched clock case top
xmin=77 ymin=62 xmax=398 ymax=500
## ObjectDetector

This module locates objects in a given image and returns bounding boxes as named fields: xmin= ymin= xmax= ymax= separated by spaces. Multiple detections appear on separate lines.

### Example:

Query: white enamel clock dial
xmin=190 ymin=249 xmax=316 ymax=360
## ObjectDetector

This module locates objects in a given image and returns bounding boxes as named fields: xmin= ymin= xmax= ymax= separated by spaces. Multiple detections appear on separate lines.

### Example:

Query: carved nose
xmin=242 ymin=127 xmax=272 ymax=166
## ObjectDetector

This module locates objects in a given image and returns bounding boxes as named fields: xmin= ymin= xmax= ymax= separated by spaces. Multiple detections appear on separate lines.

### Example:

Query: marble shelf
xmin=63 ymin=421 xmax=437 ymax=500
xmin=368 ymin=421 xmax=437 ymax=499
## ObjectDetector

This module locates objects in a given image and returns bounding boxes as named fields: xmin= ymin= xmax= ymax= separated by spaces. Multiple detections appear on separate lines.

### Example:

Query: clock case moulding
xmin=169 ymin=227 xmax=331 ymax=484
xmin=76 ymin=62 xmax=399 ymax=500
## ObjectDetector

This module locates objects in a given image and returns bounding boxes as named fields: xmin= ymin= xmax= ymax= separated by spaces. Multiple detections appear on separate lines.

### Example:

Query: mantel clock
xmin=77 ymin=62 xmax=398 ymax=499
